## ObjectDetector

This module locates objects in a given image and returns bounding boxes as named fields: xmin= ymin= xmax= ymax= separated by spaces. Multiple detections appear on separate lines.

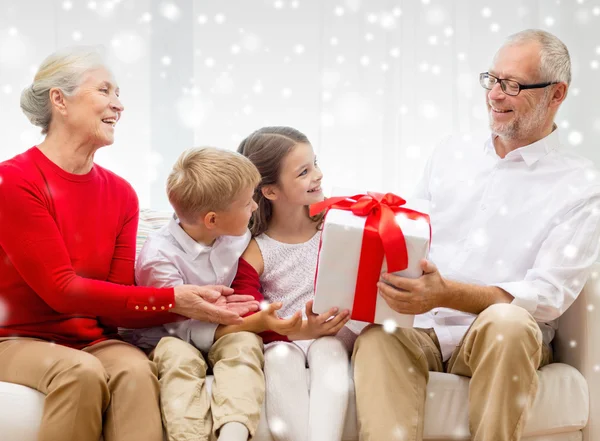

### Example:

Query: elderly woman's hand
xmin=172 ymin=285 xmax=247 ymax=325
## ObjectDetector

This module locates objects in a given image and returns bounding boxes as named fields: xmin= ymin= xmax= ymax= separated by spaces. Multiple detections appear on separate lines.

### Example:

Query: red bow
xmin=310 ymin=192 xmax=430 ymax=322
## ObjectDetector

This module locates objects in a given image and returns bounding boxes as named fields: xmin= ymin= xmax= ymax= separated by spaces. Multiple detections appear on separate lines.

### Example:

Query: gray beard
xmin=488 ymin=97 xmax=550 ymax=140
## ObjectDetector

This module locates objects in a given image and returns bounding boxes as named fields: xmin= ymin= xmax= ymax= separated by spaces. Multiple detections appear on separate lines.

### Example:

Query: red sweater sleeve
xmin=232 ymin=257 xmax=289 ymax=344
xmin=0 ymin=164 xmax=174 ymax=318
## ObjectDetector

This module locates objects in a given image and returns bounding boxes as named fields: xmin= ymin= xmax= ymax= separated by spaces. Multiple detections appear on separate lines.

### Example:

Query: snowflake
xmin=241 ymin=33 xmax=261 ymax=52
xmin=405 ymin=145 xmax=421 ymax=159
xmin=380 ymin=13 xmax=396 ymax=30
xmin=231 ymin=44 xmax=241 ymax=54
xmin=496 ymin=334 xmax=504 ymax=342
xmin=88 ymin=1 xmax=97 ymax=9
xmin=2 ymin=85 xmax=11 ymax=94
xmin=392 ymin=7 xmax=402 ymax=16
xmin=594 ymin=365 xmax=600 ymax=372
xmin=587 ymin=304 xmax=594 ymax=312
xmin=431 ymin=65 xmax=441 ymax=75
xmin=408 ymin=366 xmax=415 ymax=374
xmin=367 ymin=13 xmax=378 ymax=23
xmin=204 ymin=58 xmax=215 ymax=68
xmin=444 ymin=26 xmax=454 ymax=37
xmin=426 ymin=7 xmax=445 ymax=25
xmin=197 ymin=15 xmax=207 ymax=24
xmin=252 ymin=80 xmax=263 ymax=94
xmin=419 ymin=62 xmax=429 ymax=71
xmin=515 ymin=393 xmax=528 ymax=408
xmin=336 ymin=55 xmax=345 ymax=64
xmin=383 ymin=319 xmax=397 ymax=333
xmin=365 ymin=32 xmax=374 ymax=41
xmin=214 ymin=13 xmax=226 ymax=24
xmin=563 ymin=244 xmax=578 ymax=258
xmin=334 ymin=6 xmax=345 ymax=16
xmin=321 ymin=113 xmax=335 ymax=127
xmin=72 ymin=31 xmax=82 ymax=41
xmin=572 ymin=88 xmax=580 ymax=96
xmin=512 ymin=375 xmax=519 ymax=382
xmin=161 ymin=55 xmax=171 ymax=66
xmin=381 ymin=63 xmax=389 ymax=72
xmin=544 ymin=16 xmax=555 ymax=26
xmin=62 ymin=0 xmax=73 ymax=10
xmin=110 ymin=31 xmax=145 ymax=63
xmin=260 ymin=301 xmax=270 ymax=311
xmin=291 ymin=1 xmax=299 ymax=8
xmin=270 ymin=417 xmax=288 ymax=437
xmin=392 ymin=425 xmax=407 ymax=440
xmin=360 ymin=55 xmax=370 ymax=66
xmin=428 ymin=35 xmax=438 ymax=45
xmin=390 ymin=47 xmax=400 ymax=58
xmin=490 ymin=23 xmax=500 ymax=32
xmin=457 ymin=52 xmax=466 ymax=61
xmin=274 ymin=0 xmax=284 ymax=9
xmin=591 ymin=60 xmax=599 ymax=70
xmin=139 ymin=12 xmax=152 ymax=22
xmin=282 ymin=88 xmax=293 ymax=98
xmin=294 ymin=44 xmax=305 ymax=54
xmin=159 ymin=2 xmax=180 ymax=21
xmin=594 ymin=6 xmax=600 ymax=15
xmin=330 ymin=37 xmax=339 ymax=46
xmin=569 ymin=340 xmax=577 ymax=348
xmin=481 ymin=7 xmax=492 ymax=18
xmin=428 ymin=391 xmax=435 ymax=398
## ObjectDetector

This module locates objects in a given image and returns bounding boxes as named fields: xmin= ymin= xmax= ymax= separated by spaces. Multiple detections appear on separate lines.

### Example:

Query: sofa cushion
xmin=136 ymin=209 xmax=173 ymax=258
xmin=0 ymin=363 xmax=587 ymax=441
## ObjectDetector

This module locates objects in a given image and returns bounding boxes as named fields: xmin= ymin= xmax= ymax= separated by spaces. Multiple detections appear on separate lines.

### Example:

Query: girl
xmin=235 ymin=126 xmax=359 ymax=441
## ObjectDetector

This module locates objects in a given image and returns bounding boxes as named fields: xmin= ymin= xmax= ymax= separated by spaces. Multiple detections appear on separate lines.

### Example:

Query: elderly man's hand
xmin=171 ymin=285 xmax=244 ymax=325
xmin=378 ymin=259 xmax=448 ymax=315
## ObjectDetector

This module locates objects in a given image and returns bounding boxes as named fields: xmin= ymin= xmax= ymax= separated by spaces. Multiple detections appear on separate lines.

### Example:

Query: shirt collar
xmin=167 ymin=217 xmax=214 ymax=259
xmin=485 ymin=125 xmax=561 ymax=167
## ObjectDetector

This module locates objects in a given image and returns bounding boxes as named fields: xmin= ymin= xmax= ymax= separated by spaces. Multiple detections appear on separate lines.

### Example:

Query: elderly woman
xmin=0 ymin=47 xmax=257 ymax=441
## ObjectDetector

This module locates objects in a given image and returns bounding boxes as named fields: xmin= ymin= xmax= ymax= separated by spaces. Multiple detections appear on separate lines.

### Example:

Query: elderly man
xmin=352 ymin=29 xmax=600 ymax=441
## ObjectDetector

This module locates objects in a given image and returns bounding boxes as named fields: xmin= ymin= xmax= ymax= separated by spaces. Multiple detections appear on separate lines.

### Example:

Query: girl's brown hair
xmin=237 ymin=126 xmax=324 ymax=237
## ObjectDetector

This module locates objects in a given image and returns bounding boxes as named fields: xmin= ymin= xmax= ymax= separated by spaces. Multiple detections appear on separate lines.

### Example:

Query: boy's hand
xmin=259 ymin=302 xmax=303 ymax=336
xmin=289 ymin=300 xmax=350 ymax=340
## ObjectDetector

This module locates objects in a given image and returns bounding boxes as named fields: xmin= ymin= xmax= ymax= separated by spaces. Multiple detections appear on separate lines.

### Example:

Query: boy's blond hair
xmin=167 ymin=147 xmax=260 ymax=225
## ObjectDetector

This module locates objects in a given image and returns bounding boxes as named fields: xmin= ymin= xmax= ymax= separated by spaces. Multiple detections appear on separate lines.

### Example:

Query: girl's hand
xmin=291 ymin=300 xmax=350 ymax=340
xmin=260 ymin=302 xmax=303 ymax=336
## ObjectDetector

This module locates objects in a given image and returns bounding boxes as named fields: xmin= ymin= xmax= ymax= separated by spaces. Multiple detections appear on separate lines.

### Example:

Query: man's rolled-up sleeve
xmin=493 ymin=195 xmax=600 ymax=322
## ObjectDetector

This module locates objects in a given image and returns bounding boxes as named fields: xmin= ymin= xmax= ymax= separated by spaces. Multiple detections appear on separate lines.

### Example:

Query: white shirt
xmin=413 ymin=129 xmax=600 ymax=361
xmin=125 ymin=217 xmax=250 ymax=352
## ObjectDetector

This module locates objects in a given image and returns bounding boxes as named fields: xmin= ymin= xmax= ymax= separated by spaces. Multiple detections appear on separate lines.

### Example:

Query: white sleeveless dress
xmin=254 ymin=231 xmax=363 ymax=353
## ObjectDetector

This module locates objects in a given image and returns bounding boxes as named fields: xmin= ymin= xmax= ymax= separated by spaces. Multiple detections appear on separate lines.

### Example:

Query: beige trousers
xmin=352 ymin=304 xmax=552 ymax=441
xmin=151 ymin=332 xmax=265 ymax=441
xmin=0 ymin=337 xmax=162 ymax=441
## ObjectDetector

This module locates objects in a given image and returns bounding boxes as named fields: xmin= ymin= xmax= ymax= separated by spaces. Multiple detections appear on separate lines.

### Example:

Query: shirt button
xmin=152 ymin=306 xmax=156 ymax=311
xmin=144 ymin=306 xmax=148 ymax=311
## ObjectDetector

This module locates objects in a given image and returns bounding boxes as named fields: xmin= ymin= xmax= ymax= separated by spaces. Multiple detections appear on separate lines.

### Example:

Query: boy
xmin=128 ymin=147 xmax=299 ymax=441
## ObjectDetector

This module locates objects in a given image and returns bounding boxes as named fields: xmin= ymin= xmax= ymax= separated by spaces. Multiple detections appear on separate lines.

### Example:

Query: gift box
xmin=310 ymin=192 xmax=431 ymax=327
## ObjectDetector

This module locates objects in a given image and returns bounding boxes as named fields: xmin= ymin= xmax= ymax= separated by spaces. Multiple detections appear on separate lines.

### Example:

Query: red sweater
xmin=231 ymin=257 xmax=289 ymax=344
xmin=0 ymin=147 xmax=178 ymax=348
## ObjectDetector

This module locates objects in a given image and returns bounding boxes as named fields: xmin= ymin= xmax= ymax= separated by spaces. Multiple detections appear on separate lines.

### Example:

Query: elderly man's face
xmin=486 ymin=42 xmax=552 ymax=140
xmin=64 ymin=67 xmax=124 ymax=147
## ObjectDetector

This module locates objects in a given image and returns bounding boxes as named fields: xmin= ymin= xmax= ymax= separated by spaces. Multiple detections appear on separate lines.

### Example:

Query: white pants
xmin=263 ymin=333 xmax=354 ymax=441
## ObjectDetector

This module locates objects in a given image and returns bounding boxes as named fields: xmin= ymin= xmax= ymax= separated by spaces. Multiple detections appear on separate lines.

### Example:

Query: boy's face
xmin=213 ymin=185 xmax=258 ymax=236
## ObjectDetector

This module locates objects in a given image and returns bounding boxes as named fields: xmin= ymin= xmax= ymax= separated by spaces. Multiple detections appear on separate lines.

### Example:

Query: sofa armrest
xmin=554 ymin=263 xmax=600 ymax=441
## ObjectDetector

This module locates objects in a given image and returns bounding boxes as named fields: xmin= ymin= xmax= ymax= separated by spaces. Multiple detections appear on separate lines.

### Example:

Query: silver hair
xmin=500 ymin=29 xmax=571 ymax=86
xmin=20 ymin=46 xmax=108 ymax=135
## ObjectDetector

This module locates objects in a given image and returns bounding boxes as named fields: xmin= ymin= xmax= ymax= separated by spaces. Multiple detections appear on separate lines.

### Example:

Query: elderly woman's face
xmin=64 ymin=67 xmax=124 ymax=147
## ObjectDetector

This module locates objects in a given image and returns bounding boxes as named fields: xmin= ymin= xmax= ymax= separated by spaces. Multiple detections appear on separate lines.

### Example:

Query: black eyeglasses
xmin=479 ymin=72 xmax=558 ymax=96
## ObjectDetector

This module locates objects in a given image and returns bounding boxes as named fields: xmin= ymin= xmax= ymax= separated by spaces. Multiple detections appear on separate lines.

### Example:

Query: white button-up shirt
xmin=413 ymin=128 xmax=600 ymax=361
xmin=125 ymin=217 xmax=250 ymax=352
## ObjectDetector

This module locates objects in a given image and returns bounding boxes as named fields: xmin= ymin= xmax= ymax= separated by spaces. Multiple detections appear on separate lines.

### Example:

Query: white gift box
xmin=312 ymin=197 xmax=431 ymax=327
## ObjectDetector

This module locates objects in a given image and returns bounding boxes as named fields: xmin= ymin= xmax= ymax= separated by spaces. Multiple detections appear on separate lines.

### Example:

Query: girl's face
xmin=270 ymin=142 xmax=323 ymax=206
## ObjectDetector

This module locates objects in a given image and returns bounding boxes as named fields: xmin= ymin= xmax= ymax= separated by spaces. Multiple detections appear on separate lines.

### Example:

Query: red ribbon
xmin=310 ymin=192 xmax=430 ymax=323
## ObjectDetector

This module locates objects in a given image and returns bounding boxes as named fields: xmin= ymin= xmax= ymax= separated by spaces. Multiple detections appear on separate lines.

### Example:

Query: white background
xmin=1 ymin=0 xmax=599 ymax=210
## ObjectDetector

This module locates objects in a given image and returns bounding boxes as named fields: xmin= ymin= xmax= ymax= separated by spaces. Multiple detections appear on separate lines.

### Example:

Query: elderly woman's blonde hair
xmin=20 ymin=46 xmax=108 ymax=135
xmin=167 ymin=147 xmax=261 ymax=225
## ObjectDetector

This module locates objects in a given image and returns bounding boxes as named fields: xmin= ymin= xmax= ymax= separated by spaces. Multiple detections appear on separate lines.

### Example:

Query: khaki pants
xmin=151 ymin=332 xmax=265 ymax=441
xmin=352 ymin=304 xmax=552 ymax=441
xmin=0 ymin=337 xmax=162 ymax=441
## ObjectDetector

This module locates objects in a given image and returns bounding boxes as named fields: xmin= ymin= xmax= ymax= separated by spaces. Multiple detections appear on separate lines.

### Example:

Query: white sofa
xmin=0 ymin=209 xmax=598 ymax=441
